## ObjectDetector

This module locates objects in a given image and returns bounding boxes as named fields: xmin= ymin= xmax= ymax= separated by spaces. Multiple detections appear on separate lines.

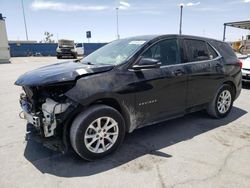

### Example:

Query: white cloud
xmin=228 ymin=0 xmax=250 ymax=5
xmin=120 ymin=1 xmax=130 ymax=7
xmin=119 ymin=6 xmax=128 ymax=10
xmin=186 ymin=2 xmax=201 ymax=7
xmin=119 ymin=1 xmax=130 ymax=9
xmin=31 ymin=0 xmax=108 ymax=11
xmin=179 ymin=2 xmax=200 ymax=7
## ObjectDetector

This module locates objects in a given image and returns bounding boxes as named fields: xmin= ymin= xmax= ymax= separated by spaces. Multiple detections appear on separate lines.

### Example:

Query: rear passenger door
xmin=182 ymin=38 xmax=224 ymax=108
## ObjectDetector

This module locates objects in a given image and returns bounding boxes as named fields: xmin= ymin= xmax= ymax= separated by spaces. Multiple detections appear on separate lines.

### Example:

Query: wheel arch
xmin=223 ymin=80 xmax=236 ymax=99
xmin=89 ymin=98 xmax=131 ymax=133
xmin=63 ymin=97 xmax=131 ymax=150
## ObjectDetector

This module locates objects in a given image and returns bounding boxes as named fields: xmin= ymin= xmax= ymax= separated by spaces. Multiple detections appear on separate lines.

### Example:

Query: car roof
xmin=124 ymin=34 xmax=223 ymax=43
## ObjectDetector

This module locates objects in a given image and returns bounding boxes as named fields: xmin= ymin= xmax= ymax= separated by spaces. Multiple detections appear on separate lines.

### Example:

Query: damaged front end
xmin=15 ymin=60 xmax=115 ymax=152
xmin=19 ymin=83 xmax=77 ymax=152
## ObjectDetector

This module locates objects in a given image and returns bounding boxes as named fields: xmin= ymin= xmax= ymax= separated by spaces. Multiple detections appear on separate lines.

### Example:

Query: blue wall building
xmin=9 ymin=42 xmax=108 ymax=57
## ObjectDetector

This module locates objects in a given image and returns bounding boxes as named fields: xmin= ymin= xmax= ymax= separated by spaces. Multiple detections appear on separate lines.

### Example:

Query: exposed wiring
xmin=41 ymin=102 xmax=60 ymax=124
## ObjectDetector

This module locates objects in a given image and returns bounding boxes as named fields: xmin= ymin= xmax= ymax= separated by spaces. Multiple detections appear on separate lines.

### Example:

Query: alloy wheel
xmin=217 ymin=90 xmax=232 ymax=114
xmin=84 ymin=117 xmax=119 ymax=154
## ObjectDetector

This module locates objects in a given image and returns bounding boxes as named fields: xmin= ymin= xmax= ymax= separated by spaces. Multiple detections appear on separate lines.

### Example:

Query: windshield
xmin=81 ymin=38 xmax=147 ymax=65
xmin=59 ymin=40 xmax=74 ymax=47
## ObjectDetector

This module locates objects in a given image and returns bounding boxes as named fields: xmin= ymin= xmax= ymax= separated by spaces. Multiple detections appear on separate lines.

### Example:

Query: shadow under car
xmin=24 ymin=106 xmax=247 ymax=177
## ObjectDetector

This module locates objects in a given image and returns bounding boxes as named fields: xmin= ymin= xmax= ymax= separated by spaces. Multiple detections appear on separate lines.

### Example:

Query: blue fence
xmin=9 ymin=43 xmax=57 ymax=57
xmin=9 ymin=42 xmax=108 ymax=57
xmin=83 ymin=43 xmax=108 ymax=56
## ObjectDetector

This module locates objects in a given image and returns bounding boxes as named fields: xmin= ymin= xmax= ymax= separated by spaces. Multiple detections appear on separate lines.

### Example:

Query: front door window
xmin=142 ymin=39 xmax=181 ymax=66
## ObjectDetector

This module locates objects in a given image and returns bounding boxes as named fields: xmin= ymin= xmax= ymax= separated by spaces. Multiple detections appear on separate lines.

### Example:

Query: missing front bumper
xmin=19 ymin=94 xmax=75 ymax=153
xmin=26 ymin=123 xmax=66 ymax=152
xmin=20 ymin=94 xmax=70 ymax=137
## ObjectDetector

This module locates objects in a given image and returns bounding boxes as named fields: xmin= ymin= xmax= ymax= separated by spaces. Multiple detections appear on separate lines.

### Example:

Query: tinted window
xmin=185 ymin=39 xmax=209 ymax=62
xmin=76 ymin=43 xmax=83 ymax=47
xmin=142 ymin=39 xmax=180 ymax=66
xmin=207 ymin=43 xmax=218 ymax=59
xmin=210 ymin=41 xmax=237 ymax=63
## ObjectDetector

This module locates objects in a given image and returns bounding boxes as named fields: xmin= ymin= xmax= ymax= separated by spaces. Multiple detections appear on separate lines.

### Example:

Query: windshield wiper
xmin=74 ymin=57 xmax=84 ymax=62
xmin=82 ymin=61 xmax=94 ymax=65
xmin=74 ymin=58 xmax=94 ymax=65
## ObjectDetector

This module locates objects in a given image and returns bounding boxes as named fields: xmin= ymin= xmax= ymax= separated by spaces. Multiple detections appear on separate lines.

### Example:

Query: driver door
xmin=133 ymin=38 xmax=187 ymax=125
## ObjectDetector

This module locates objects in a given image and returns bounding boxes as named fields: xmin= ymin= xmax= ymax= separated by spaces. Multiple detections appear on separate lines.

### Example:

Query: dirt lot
xmin=0 ymin=57 xmax=250 ymax=188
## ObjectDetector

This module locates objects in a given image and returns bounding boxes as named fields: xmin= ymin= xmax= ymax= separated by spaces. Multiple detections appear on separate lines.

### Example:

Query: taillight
xmin=237 ymin=59 xmax=243 ymax=69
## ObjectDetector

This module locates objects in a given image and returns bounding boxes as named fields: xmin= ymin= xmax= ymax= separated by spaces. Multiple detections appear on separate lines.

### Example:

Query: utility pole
xmin=179 ymin=4 xmax=183 ymax=35
xmin=115 ymin=1 xmax=130 ymax=39
xmin=21 ymin=0 xmax=29 ymax=40
xmin=116 ymin=7 xmax=120 ymax=39
xmin=223 ymin=24 xmax=226 ymax=41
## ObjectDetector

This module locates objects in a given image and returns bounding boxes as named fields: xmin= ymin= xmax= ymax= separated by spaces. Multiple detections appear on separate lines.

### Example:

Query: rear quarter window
xmin=210 ymin=41 xmax=237 ymax=63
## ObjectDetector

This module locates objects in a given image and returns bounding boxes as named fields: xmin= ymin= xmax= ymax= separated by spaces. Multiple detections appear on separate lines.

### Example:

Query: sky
xmin=1 ymin=0 xmax=250 ymax=43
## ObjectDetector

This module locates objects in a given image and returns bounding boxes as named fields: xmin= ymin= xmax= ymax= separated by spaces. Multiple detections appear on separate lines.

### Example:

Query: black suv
xmin=15 ymin=35 xmax=241 ymax=160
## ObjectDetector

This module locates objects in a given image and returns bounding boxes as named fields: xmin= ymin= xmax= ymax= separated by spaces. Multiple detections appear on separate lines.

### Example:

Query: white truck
xmin=56 ymin=39 xmax=77 ymax=59
xmin=0 ymin=14 xmax=10 ymax=63
xmin=75 ymin=43 xmax=84 ymax=56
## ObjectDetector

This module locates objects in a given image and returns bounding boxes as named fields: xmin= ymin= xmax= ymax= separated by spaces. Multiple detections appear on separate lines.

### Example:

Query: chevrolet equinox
xmin=15 ymin=35 xmax=242 ymax=160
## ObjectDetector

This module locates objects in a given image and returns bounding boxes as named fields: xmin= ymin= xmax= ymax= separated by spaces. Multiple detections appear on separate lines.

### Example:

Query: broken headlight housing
xmin=20 ymin=82 xmax=75 ymax=137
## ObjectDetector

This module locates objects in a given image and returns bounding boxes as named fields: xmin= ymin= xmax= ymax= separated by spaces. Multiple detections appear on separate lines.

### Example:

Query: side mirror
xmin=132 ymin=58 xmax=161 ymax=70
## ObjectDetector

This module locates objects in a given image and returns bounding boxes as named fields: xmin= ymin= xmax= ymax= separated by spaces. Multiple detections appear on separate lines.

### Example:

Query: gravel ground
xmin=0 ymin=57 xmax=250 ymax=188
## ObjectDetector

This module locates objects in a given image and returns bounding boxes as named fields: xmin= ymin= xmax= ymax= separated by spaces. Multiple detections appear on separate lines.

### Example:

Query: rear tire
xmin=70 ymin=105 xmax=125 ymax=161
xmin=207 ymin=84 xmax=234 ymax=118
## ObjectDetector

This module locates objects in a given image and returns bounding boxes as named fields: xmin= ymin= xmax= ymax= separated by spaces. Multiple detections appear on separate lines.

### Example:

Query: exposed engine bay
xmin=20 ymin=83 xmax=75 ymax=138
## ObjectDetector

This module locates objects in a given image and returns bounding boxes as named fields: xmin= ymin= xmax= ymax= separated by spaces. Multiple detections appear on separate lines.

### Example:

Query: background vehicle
xmin=57 ymin=39 xmax=77 ymax=59
xmin=15 ymin=35 xmax=241 ymax=160
xmin=223 ymin=20 xmax=250 ymax=54
xmin=75 ymin=43 xmax=84 ymax=56
xmin=236 ymin=53 xmax=250 ymax=82
xmin=232 ymin=35 xmax=250 ymax=54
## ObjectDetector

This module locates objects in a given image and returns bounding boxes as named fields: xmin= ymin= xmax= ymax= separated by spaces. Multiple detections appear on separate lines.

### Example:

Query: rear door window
xmin=184 ymin=39 xmax=210 ymax=62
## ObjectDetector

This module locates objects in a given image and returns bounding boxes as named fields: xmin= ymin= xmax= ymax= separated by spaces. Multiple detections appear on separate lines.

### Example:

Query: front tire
xmin=73 ymin=54 xmax=77 ymax=59
xmin=70 ymin=105 xmax=125 ymax=160
xmin=207 ymin=84 xmax=234 ymax=118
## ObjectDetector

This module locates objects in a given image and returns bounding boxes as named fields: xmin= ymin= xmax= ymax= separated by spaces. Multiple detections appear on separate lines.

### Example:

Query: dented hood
xmin=15 ymin=61 xmax=114 ymax=86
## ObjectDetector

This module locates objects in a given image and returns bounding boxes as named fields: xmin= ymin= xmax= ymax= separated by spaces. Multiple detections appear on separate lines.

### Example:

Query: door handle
xmin=174 ymin=69 xmax=184 ymax=76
